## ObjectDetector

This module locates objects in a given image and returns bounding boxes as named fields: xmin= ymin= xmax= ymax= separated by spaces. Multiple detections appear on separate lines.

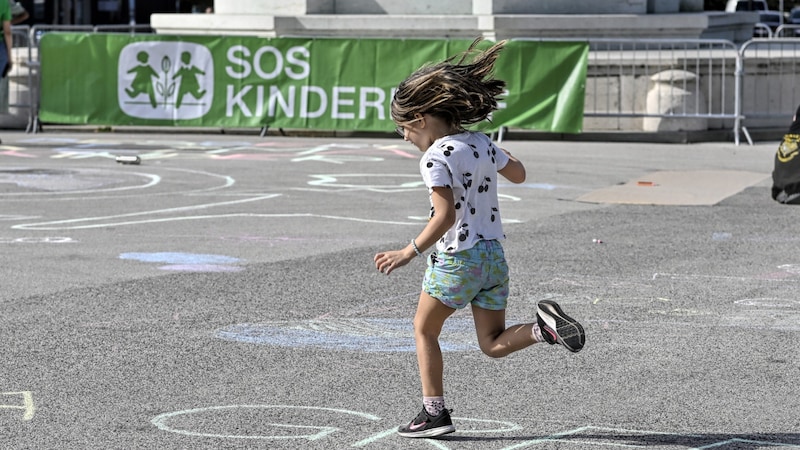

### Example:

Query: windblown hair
xmin=391 ymin=38 xmax=507 ymax=128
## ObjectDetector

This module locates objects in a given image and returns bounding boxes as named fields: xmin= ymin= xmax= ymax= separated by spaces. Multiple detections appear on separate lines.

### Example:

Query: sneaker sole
xmin=537 ymin=300 xmax=585 ymax=352
xmin=397 ymin=424 xmax=456 ymax=438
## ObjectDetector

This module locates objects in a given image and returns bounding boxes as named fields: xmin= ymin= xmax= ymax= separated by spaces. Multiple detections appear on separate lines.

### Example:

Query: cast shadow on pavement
xmin=439 ymin=430 xmax=800 ymax=448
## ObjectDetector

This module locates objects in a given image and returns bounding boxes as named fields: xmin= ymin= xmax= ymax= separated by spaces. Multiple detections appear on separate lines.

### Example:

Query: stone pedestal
xmin=473 ymin=0 xmax=647 ymax=14
xmin=218 ymin=0 xmax=653 ymax=15
xmin=153 ymin=0 xmax=757 ymax=43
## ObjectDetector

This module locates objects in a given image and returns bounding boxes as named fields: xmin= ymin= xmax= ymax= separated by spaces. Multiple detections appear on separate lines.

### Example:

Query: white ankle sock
xmin=532 ymin=323 xmax=544 ymax=343
xmin=423 ymin=396 xmax=445 ymax=416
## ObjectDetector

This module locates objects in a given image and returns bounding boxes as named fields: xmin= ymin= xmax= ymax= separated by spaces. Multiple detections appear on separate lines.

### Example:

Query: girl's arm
xmin=498 ymin=148 xmax=526 ymax=184
xmin=374 ymin=187 xmax=455 ymax=275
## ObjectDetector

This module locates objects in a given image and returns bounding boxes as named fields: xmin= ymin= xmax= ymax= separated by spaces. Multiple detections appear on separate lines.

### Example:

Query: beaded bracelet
xmin=411 ymin=239 xmax=423 ymax=257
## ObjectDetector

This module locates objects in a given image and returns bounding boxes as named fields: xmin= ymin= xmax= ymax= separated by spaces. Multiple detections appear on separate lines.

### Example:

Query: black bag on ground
xmin=771 ymin=105 xmax=800 ymax=204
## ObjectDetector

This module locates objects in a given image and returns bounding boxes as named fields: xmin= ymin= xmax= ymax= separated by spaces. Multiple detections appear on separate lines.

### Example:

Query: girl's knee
xmin=413 ymin=320 xmax=442 ymax=340
xmin=479 ymin=343 xmax=509 ymax=358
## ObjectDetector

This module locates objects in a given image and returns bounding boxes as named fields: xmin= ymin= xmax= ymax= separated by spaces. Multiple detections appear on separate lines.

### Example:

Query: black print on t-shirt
xmin=469 ymin=143 xmax=479 ymax=159
xmin=478 ymin=177 xmax=491 ymax=193
xmin=462 ymin=172 xmax=473 ymax=189
xmin=455 ymin=195 xmax=465 ymax=210
xmin=458 ymin=223 xmax=469 ymax=242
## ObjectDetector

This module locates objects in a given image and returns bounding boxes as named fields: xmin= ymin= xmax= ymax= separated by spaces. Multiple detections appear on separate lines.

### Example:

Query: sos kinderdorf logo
xmin=118 ymin=41 xmax=213 ymax=120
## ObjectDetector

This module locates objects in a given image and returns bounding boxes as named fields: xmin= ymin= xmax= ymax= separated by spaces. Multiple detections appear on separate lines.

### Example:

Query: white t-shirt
xmin=419 ymin=131 xmax=510 ymax=253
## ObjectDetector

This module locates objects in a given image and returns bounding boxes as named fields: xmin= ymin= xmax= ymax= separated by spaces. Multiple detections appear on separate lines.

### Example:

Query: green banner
xmin=39 ymin=34 xmax=587 ymax=133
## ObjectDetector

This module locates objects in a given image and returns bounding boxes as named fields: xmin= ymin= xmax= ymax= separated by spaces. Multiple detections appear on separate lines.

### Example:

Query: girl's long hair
xmin=391 ymin=37 xmax=507 ymax=128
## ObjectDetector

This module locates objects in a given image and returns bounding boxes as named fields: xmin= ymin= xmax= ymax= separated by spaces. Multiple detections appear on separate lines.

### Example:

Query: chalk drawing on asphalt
xmin=11 ymin=195 xmax=281 ymax=230
xmin=10 ymin=137 xmax=419 ymax=164
xmin=0 ymin=391 xmax=35 ymax=421
xmin=150 ymin=405 xmax=800 ymax=448
xmin=215 ymin=318 xmax=482 ymax=352
xmin=0 ymin=167 xmax=160 ymax=195
xmin=307 ymin=173 xmax=425 ymax=193
xmin=152 ymin=404 xmax=524 ymax=446
xmin=0 ymin=236 xmax=76 ymax=243
xmin=120 ymin=252 xmax=243 ymax=272
xmin=151 ymin=405 xmax=380 ymax=441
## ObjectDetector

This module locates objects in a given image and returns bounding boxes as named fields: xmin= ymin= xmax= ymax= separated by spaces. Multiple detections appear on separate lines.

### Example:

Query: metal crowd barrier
xmin=93 ymin=24 xmax=154 ymax=34
xmin=772 ymin=24 xmax=800 ymax=38
xmin=737 ymin=38 xmax=800 ymax=145
xmin=507 ymin=38 xmax=745 ymax=144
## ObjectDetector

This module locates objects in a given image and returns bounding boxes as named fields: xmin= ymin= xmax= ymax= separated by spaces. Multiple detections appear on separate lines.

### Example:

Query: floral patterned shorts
xmin=422 ymin=239 xmax=509 ymax=311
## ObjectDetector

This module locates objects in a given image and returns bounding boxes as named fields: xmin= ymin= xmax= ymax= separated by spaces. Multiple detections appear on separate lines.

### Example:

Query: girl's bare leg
xmin=471 ymin=305 xmax=536 ymax=358
xmin=413 ymin=291 xmax=456 ymax=396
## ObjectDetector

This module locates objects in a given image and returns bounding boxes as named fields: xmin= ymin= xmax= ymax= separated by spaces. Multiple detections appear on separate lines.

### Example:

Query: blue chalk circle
xmin=215 ymin=318 xmax=481 ymax=352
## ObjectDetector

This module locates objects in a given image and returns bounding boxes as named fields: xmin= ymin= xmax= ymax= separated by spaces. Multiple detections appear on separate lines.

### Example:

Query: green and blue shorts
xmin=422 ymin=239 xmax=509 ymax=311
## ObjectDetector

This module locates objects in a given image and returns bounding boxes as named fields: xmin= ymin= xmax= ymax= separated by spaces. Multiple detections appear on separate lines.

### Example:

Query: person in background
xmin=771 ymin=104 xmax=800 ymax=204
xmin=0 ymin=0 xmax=9 ymax=145
xmin=9 ymin=1 xmax=28 ymax=25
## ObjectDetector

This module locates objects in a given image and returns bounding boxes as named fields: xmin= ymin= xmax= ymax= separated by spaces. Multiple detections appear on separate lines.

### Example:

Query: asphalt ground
xmin=1 ymin=130 xmax=798 ymax=449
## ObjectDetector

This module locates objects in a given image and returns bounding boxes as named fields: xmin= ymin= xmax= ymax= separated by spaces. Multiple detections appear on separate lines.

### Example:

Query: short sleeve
xmin=491 ymin=142 xmax=510 ymax=171
xmin=420 ymin=151 xmax=453 ymax=189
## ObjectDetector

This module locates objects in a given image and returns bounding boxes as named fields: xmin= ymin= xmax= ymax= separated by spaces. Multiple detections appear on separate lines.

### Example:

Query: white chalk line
xmin=13 ymin=210 xmax=418 ymax=232
xmin=0 ymin=170 xmax=160 ymax=196
xmin=652 ymin=272 xmax=800 ymax=283
xmin=149 ymin=405 xmax=800 ymax=448
xmin=11 ymin=195 xmax=281 ymax=230
xmin=151 ymin=404 xmax=379 ymax=441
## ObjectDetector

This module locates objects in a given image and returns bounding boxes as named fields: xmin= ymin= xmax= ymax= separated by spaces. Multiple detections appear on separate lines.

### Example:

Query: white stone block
xmin=215 ymin=0 xmax=334 ymax=15
xmin=473 ymin=0 xmax=647 ymax=15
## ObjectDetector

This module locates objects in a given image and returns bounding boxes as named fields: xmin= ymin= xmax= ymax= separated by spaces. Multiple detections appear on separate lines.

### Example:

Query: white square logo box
xmin=118 ymin=41 xmax=214 ymax=120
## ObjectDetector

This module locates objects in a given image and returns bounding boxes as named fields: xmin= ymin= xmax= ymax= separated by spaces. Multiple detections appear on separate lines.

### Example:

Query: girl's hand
xmin=374 ymin=246 xmax=416 ymax=275
xmin=375 ymin=187 xmax=454 ymax=275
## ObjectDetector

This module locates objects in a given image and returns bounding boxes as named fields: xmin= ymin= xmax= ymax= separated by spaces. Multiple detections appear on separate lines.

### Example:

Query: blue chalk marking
xmin=215 ymin=318 xmax=481 ymax=352
xmin=159 ymin=264 xmax=244 ymax=273
xmin=120 ymin=252 xmax=241 ymax=265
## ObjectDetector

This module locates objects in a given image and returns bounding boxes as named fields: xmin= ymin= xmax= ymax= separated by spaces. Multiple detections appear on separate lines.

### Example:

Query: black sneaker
xmin=537 ymin=300 xmax=586 ymax=353
xmin=397 ymin=407 xmax=455 ymax=438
